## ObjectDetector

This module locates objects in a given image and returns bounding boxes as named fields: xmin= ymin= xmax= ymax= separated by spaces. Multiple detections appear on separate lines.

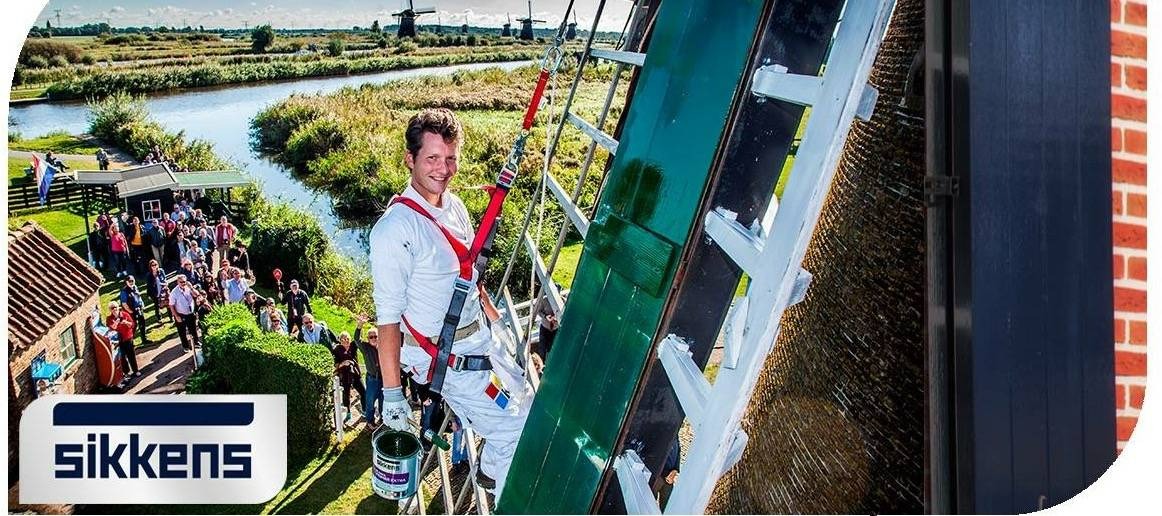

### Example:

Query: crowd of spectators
xmin=88 ymin=193 xmax=388 ymax=429
xmin=141 ymin=144 xmax=191 ymax=173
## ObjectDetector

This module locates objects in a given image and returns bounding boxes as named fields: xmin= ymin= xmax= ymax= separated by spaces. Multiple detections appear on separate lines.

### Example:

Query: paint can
xmin=371 ymin=428 xmax=423 ymax=500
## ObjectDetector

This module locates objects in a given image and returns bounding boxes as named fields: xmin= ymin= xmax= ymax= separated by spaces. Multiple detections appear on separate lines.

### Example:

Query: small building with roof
xmin=73 ymin=163 xmax=250 ymax=222
xmin=7 ymin=221 xmax=104 ymax=483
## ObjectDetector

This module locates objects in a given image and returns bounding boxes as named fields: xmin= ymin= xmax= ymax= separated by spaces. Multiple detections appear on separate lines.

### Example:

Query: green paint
xmin=498 ymin=0 xmax=766 ymax=512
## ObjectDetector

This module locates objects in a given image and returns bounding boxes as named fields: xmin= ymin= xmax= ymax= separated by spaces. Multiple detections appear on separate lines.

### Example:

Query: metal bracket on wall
xmin=924 ymin=175 xmax=960 ymax=206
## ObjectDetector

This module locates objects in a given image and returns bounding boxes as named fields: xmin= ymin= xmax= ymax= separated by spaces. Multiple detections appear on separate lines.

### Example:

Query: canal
xmin=7 ymin=60 xmax=529 ymax=262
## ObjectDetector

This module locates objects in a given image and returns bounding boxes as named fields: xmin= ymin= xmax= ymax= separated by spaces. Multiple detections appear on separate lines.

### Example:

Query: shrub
xmin=48 ymin=55 xmax=70 ymax=68
xmin=87 ymin=91 xmax=228 ymax=171
xmin=247 ymin=202 xmax=330 ymax=291
xmin=79 ymin=53 xmax=97 ymax=65
xmin=103 ymin=34 xmax=148 ymax=45
xmin=19 ymin=39 xmax=84 ymax=65
xmin=395 ymin=40 xmax=417 ymax=54
xmin=26 ymin=55 xmax=49 ymax=69
xmin=326 ymin=38 xmax=345 ymax=57
xmin=251 ymin=25 xmax=276 ymax=53
xmin=188 ymin=303 xmax=334 ymax=468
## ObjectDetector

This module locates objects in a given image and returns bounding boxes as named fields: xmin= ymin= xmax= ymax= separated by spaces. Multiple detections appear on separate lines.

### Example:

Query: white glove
xmin=381 ymin=386 xmax=411 ymax=432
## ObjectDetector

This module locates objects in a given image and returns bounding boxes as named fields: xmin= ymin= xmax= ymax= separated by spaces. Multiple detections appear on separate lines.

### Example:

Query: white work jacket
xmin=369 ymin=185 xmax=484 ymax=341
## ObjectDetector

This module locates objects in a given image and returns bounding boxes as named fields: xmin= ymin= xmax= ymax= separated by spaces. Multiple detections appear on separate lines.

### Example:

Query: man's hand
xmin=381 ymin=386 xmax=411 ymax=432
xmin=356 ymin=314 xmax=368 ymax=326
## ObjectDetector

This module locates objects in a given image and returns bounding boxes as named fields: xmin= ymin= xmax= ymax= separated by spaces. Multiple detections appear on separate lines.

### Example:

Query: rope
xmin=495 ymin=0 xmax=611 ymax=299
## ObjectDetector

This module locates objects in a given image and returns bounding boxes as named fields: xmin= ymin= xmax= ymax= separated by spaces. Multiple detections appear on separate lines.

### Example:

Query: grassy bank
xmin=42 ymin=50 xmax=540 ymax=101
xmin=251 ymin=63 xmax=629 ymax=295
xmin=8 ymin=131 xmax=100 ymax=155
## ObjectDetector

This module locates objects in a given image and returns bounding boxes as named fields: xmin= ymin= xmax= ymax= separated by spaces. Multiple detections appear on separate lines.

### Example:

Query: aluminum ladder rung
xmin=567 ymin=112 xmax=619 ymax=155
xmin=545 ymin=172 xmax=590 ymax=237
xmin=657 ymin=335 xmax=710 ymax=429
xmin=589 ymin=48 xmax=647 ymax=67
xmin=522 ymin=235 xmax=566 ymax=315
xmin=703 ymin=208 xmax=764 ymax=278
xmin=613 ymin=450 xmax=662 ymax=515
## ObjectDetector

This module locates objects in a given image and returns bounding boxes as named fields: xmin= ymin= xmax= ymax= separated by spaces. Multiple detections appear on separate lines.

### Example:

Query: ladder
xmin=395 ymin=3 xmax=653 ymax=513
xmin=493 ymin=0 xmax=652 ymax=387
xmin=608 ymin=1 xmax=897 ymax=513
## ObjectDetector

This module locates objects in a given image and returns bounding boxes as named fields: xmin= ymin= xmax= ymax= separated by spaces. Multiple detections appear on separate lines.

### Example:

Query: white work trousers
xmin=401 ymin=323 xmax=533 ymax=500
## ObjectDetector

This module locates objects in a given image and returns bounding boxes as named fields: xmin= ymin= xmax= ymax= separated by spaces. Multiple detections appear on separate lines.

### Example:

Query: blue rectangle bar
xmin=53 ymin=402 xmax=254 ymax=426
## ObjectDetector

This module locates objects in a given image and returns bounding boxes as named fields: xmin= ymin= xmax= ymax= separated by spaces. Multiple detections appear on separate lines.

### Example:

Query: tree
xmin=326 ymin=37 xmax=345 ymax=57
xmin=370 ymin=20 xmax=381 ymax=33
xmin=44 ymin=20 xmax=52 ymax=37
xmin=251 ymin=25 xmax=275 ymax=53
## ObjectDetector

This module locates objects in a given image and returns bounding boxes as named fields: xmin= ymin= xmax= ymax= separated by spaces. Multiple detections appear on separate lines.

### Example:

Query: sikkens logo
xmin=20 ymin=395 xmax=286 ymax=504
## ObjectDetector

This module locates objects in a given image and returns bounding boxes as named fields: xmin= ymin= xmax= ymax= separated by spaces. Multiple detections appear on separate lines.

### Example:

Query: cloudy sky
xmin=34 ymin=1 xmax=634 ymax=32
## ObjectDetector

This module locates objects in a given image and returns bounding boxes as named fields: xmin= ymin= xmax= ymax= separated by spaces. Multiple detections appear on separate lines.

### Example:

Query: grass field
xmin=9 ymin=131 xmax=100 ymax=155
xmin=7 ymin=156 xmax=90 ymax=186
xmin=12 ymin=30 xmax=572 ymax=101
xmin=250 ymin=63 xmax=627 ymax=297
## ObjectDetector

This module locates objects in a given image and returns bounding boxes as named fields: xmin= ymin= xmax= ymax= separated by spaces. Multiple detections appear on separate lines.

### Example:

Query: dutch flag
xmin=30 ymin=154 xmax=57 ymax=206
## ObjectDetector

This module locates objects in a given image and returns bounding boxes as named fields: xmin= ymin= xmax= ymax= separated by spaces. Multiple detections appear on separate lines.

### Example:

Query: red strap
xmin=523 ymin=68 xmax=551 ymax=130
xmin=390 ymin=197 xmax=473 ymax=280
xmin=401 ymin=315 xmax=470 ymax=381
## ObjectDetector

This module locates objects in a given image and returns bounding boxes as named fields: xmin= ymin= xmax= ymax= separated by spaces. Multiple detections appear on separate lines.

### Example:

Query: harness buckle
xmin=453 ymin=277 xmax=473 ymax=294
xmin=451 ymin=354 xmax=466 ymax=372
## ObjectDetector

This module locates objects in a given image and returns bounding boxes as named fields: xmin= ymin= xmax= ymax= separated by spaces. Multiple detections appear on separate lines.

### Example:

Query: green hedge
xmin=186 ymin=303 xmax=334 ymax=468
xmin=246 ymin=199 xmax=374 ymax=315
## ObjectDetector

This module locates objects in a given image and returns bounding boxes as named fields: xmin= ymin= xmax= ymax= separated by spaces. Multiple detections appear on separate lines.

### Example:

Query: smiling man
xmin=369 ymin=108 xmax=533 ymax=504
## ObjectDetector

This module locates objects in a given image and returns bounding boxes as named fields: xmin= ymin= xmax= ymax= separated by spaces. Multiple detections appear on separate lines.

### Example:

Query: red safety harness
xmin=391 ymin=44 xmax=561 ymax=398
xmin=390 ymin=196 xmax=484 ymax=381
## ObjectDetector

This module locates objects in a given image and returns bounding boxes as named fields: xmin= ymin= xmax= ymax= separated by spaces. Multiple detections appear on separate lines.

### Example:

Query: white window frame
xmin=59 ymin=325 xmax=77 ymax=365
xmin=142 ymin=199 xmax=162 ymax=222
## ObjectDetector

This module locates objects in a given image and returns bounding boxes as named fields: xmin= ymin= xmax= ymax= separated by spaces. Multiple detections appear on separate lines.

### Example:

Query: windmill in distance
xmin=501 ymin=13 xmax=512 ymax=37
xmin=517 ymin=0 xmax=545 ymax=41
xmin=393 ymin=0 xmax=436 ymax=38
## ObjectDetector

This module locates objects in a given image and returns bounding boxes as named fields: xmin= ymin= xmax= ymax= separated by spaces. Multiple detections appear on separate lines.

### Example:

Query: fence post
xmin=333 ymin=375 xmax=344 ymax=442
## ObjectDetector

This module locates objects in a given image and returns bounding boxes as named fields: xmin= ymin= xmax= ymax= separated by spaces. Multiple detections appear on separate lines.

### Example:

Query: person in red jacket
xmin=214 ymin=216 xmax=236 ymax=273
xmin=106 ymin=301 xmax=141 ymax=377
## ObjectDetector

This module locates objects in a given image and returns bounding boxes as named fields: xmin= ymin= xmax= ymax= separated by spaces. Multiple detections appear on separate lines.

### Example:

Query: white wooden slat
xmin=657 ymin=335 xmax=711 ymax=428
xmin=545 ymin=171 xmax=590 ymax=237
xmin=566 ymin=112 xmax=619 ymax=155
xmin=665 ymin=1 xmax=897 ymax=512
xmin=589 ymin=47 xmax=647 ymax=67
xmin=522 ymin=235 xmax=566 ymax=315
xmin=751 ymin=64 xmax=824 ymax=106
xmin=613 ymin=450 xmax=662 ymax=515
xmin=703 ymin=208 xmax=764 ymax=277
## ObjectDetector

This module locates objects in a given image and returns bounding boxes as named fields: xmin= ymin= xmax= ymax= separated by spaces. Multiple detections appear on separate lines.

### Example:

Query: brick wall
xmin=7 ymin=294 xmax=100 ymax=484
xmin=1110 ymin=0 xmax=1147 ymax=452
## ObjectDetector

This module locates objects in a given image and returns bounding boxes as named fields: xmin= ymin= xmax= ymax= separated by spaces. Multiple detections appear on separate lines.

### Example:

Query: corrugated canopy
xmin=174 ymin=171 xmax=250 ymax=189
xmin=73 ymin=165 xmax=248 ymax=197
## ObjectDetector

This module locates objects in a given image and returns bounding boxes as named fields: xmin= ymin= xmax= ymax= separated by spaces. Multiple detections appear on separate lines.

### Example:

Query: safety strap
xmin=390 ymin=197 xmax=473 ymax=280
xmin=389 ymin=44 xmax=561 ymax=432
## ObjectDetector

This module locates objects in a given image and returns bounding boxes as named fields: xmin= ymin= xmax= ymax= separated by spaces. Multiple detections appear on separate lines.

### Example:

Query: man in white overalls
xmin=371 ymin=108 xmax=534 ymax=502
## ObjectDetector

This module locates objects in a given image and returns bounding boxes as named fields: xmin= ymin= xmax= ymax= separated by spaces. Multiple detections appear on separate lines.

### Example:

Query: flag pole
xmin=82 ymin=184 xmax=94 ymax=267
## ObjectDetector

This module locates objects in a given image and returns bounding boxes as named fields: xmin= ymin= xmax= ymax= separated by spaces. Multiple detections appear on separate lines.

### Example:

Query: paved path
xmin=123 ymin=333 xmax=198 ymax=395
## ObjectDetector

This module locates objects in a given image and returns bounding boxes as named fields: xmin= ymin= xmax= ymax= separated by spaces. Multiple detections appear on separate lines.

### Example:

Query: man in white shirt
xmin=167 ymin=274 xmax=201 ymax=352
xmin=370 ymin=108 xmax=533 ymax=502
xmin=223 ymin=267 xmax=251 ymax=304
